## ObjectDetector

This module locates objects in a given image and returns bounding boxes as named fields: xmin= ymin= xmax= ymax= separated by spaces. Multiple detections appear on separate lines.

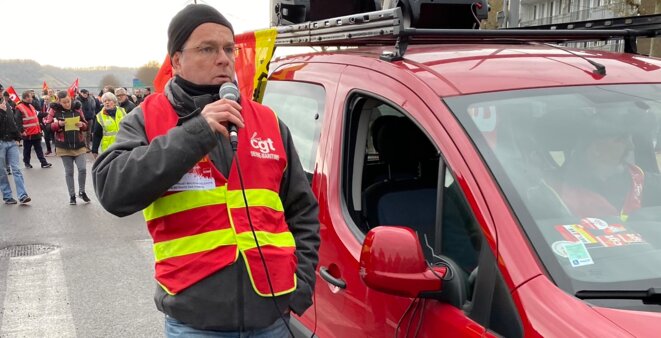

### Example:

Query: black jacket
xmin=119 ymin=99 xmax=136 ymax=113
xmin=47 ymin=103 xmax=88 ymax=150
xmin=92 ymin=79 xmax=320 ymax=331
xmin=0 ymin=104 xmax=21 ymax=142
xmin=77 ymin=95 xmax=97 ymax=121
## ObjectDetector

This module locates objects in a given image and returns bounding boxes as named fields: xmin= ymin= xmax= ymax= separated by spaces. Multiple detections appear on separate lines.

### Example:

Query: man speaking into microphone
xmin=92 ymin=4 xmax=320 ymax=337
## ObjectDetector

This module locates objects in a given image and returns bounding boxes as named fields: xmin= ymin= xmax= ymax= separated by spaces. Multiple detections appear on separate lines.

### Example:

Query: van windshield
xmin=445 ymin=84 xmax=661 ymax=306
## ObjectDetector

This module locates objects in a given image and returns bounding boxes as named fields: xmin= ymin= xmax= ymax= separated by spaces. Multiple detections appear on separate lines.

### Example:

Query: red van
xmin=261 ymin=6 xmax=661 ymax=337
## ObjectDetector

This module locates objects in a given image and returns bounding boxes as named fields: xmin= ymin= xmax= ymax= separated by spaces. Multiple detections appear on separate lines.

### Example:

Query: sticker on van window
xmin=581 ymin=218 xmax=609 ymax=230
xmin=551 ymin=240 xmax=574 ymax=258
xmin=555 ymin=224 xmax=598 ymax=244
xmin=596 ymin=233 xmax=645 ymax=247
xmin=580 ymin=218 xmax=625 ymax=234
xmin=564 ymin=242 xmax=594 ymax=267
xmin=554 ymin=221 xmax=646 ymax=250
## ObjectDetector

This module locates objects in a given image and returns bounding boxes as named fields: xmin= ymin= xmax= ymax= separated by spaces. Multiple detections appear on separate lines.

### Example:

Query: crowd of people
xmin=0 ymin=83 xmax=150 ymax=204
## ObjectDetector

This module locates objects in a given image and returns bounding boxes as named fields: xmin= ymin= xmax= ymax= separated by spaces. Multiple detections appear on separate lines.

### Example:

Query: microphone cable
xmin=231 ymin=140 xmax=295 ymax=337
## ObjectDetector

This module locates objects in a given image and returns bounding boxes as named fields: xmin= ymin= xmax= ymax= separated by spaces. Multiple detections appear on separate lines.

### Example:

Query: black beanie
xmin=167 ymin=4 xmax=234 ymax=57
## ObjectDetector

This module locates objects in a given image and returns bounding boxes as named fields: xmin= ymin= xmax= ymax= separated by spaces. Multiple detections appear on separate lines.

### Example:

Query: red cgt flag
xmin=42 ymin=81 xmax=49 ymax=93
xmin=6 ymin=86 xmax=20 ymax=105
xmin=68 ymin=78 xmax=79 ymax=98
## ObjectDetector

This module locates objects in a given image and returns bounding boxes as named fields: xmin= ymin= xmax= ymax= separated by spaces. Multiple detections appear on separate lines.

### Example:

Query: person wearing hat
xmin=551 ymin=108 xmax=661 ymax=220
xmin=92 ymin=4 xmax=320 ymax=337
xmin=0 ymin=84 xmax=31 ymax=204
xmin=114 ymin=87 xmax=136 ymax=113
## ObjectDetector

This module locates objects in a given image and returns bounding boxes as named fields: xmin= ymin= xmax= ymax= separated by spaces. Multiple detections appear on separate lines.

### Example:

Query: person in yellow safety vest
xmin=91 ymin=92 xmax=126 ymax=159
xmin=92 ymin=4 xmax=320 ymax=336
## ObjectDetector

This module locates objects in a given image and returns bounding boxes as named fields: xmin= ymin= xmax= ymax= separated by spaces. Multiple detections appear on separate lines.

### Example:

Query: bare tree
xmin=99 ymin=74 xmax=121 ymax=89
xmin=135 ymin=60 xmax=161 ymax=87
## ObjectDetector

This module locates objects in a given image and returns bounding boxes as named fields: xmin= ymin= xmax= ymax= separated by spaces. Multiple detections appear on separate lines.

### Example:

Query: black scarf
xmin=174 ymin=76 xmax=221 ymax=97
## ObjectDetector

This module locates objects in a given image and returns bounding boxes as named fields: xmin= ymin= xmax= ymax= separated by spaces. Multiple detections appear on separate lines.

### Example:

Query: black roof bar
xmin=274 ymin=7 xmax=661 ymax=59
xmin=509 ymin=13 xmax=661 ymax=53
xmin=510 ymin=13 xmax=661 ymax=32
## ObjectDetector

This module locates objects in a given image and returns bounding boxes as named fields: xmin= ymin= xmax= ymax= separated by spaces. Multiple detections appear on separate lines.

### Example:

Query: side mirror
xmin=359 ymin=226 xmax=445 ymax=297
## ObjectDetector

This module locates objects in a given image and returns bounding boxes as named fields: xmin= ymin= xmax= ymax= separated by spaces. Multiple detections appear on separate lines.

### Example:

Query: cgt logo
xmin=250 ymin=132 xmax=275 ymax=153
xmin=250 ymin=132 xmax=280 ymax=160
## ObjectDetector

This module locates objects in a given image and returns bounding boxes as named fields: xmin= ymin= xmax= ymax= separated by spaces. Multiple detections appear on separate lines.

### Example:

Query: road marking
xmin=1 ymin=250 xmax=76 ymax=337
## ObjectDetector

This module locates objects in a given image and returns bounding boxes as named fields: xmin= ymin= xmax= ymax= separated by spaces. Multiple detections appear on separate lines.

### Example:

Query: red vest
xmin=16 ymin=102 xmax=41 ymax=137
xmin=554 ymin=164 xmax=644 ymax=221
xmin=141 ymin=93 xmax=297 ymax=296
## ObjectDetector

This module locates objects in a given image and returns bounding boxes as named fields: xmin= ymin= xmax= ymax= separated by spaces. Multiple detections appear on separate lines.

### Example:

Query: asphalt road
xmin=0 ymin=149 xmax=163 ymax=337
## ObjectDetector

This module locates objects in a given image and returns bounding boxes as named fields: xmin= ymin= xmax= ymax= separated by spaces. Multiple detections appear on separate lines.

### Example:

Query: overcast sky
xmin=0 ymin=0 xmax=271 ymax=68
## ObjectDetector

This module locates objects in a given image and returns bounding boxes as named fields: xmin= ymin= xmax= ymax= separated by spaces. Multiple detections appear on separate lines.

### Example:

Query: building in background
xmin=495 ymin=0 xmax=661 ymax=56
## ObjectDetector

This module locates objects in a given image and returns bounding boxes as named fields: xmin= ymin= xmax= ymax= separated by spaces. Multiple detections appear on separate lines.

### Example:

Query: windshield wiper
xmin=576 ymin=288 xmax=661 ymax=305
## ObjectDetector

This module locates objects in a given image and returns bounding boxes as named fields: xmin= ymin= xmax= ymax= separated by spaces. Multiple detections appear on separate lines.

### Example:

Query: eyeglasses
xmin=180 ymin=44 xmax=240 ymax=59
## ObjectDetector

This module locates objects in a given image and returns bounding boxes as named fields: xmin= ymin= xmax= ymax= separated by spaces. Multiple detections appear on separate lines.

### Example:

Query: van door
xmin=263 ymin=62 xmax=344 ymax=335
xmin=311 ymin=65 xmax=494 ymax=337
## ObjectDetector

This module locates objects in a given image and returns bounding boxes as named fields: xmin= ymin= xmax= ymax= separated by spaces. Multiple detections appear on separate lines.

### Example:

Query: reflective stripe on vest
xmin=141 ymin=93 xmax=295 ymax=296
xmin=153 ymin=230 xmax=294 ymax=263
xmin=16 ymin=103 xmax=41 ymax=136
xmin=154 ymin=228 xmax=236 ymax=262
xmin=143 ymin=186 xmax=282 ymax=221
xmin=144 ymin=186 xmax=228 ymax=221
xmin=96 ymin=107 xmax=125 ymax=153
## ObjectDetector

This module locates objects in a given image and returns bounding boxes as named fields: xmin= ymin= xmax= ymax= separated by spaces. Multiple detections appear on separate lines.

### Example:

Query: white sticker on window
xmin=564 ymin=242 xmax=594 ymax=268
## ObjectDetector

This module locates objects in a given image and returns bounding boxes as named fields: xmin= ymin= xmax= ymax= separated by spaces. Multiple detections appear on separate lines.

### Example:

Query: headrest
xmin=373 ymin=116 xmax=436 ymax=164
xmin=371 ymin=115 xmax=400 ymax=153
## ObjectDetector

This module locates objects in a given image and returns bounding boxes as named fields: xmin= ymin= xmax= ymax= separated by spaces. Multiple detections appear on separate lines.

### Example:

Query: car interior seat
xmin=362 ymin=116 xmax=438 ymax=237
xmin=362 ymin=116 xmax=480 ymax=271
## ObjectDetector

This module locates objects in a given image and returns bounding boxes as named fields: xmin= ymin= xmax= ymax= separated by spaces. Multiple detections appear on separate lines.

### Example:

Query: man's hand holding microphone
xmin=201 ymin=82 xmax=244 ymax=150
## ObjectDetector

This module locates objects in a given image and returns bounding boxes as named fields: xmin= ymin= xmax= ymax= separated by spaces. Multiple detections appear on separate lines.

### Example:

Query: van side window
xmin=262 ymin=81 xmax=326 ymax=177
xmin=342 ymin=95 xmax=480 ymax=273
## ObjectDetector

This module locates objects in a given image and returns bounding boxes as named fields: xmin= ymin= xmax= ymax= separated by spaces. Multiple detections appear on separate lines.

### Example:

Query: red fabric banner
xmin=42 ymin=81 xmax=49 ymax=93
xmin=235 ymin=32 xmax=257 ymax=100
xmin=154 ymin=55 xmax=172 ymax=94
xmin=68 ymin=78 xmax=79 ymax=98
xmin=6 ymin=86 xmax=20 ymax=104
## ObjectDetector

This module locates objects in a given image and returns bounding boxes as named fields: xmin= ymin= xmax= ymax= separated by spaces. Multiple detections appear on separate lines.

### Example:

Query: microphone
xmin=218 ymin=82 xmax=240 ymax=151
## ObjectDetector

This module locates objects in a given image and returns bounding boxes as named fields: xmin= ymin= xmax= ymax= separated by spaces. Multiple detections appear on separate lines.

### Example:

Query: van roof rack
xmin=274 ymin=7 xmax=661 ymax=61
xmin=509 ymin=13 xmax=661 ymax=54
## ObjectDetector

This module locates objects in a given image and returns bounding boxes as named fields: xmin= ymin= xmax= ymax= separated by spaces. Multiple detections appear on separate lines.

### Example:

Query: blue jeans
xmin=164 ymin=315 xmax=291 ymax=338
xmin=0 ymin=141 xmax=28 ymax=201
